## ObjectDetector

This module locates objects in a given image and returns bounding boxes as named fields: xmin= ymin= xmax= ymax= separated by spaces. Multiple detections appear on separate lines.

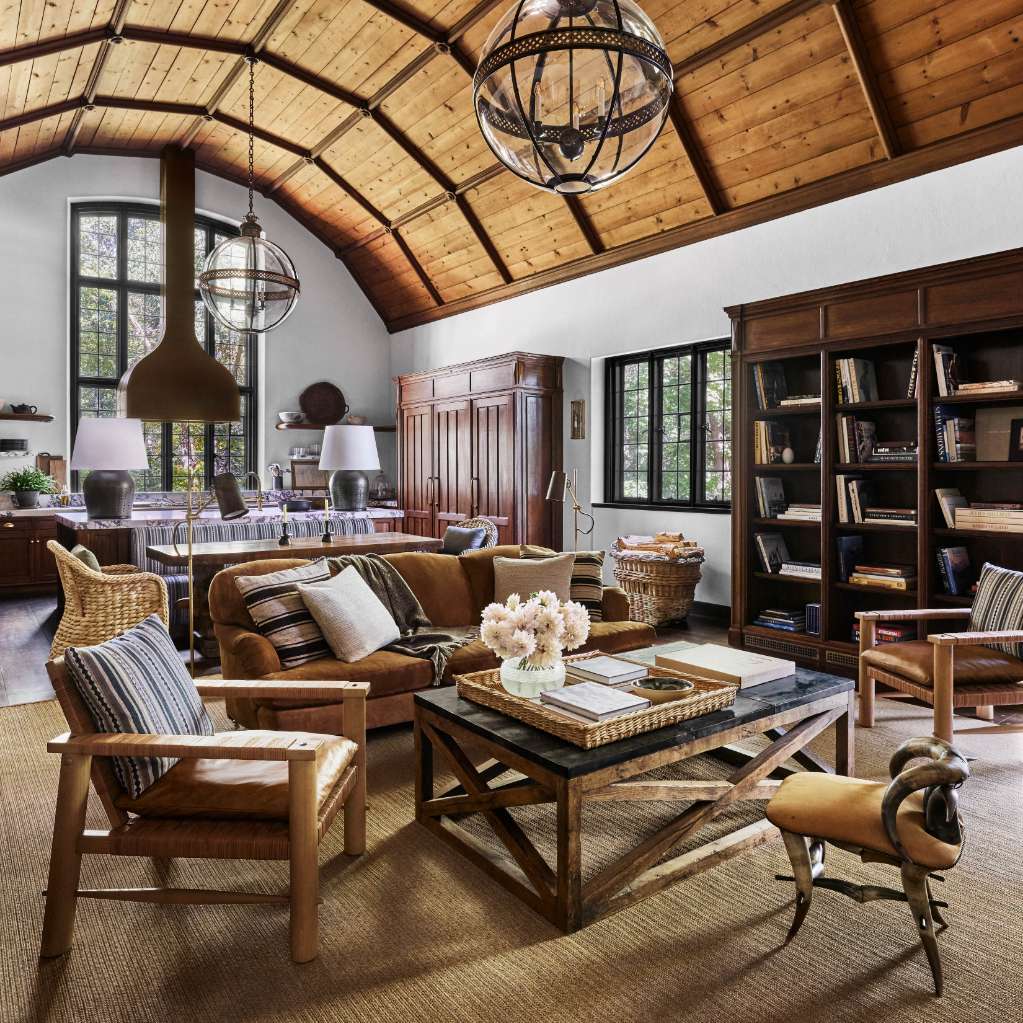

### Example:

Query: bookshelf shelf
xmin=835 ymin=581 xmax=917 ymax=595
xmin=931 ymin=392 xmax=1023 ymax=406
xmin=834 ymin=522 xmax=916 ymax=533
xmin=743 ymin=624 xmax=823 ymax=646
xmin=931 ymin=462 xmax=1021 ymax=470
xmin=835 ymin=463 xmax=917 ymax=471
xmin=753 ymin=572 xmax=821 ymax=586
xmin=752 ymin=517 xmax=820 ymax=529
xmin=837 ymin=399 xmax=917 ymax=412
xmin=751 ymin=406 xmax=821 ymax=419
xmin=752 ymin=463 xmax=819 ymax=472
xmin=934 ymin=527 xmax=1023 ymax=539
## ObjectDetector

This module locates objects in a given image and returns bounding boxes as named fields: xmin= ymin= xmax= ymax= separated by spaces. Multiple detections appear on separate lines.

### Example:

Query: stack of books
xmin=836 ymin=414 xmax=876 ymax=463
xmin=934 ymin=406 xmax=976 ymax=462
xmin=779 ymin=395 xmax=821 ymax=407
xmin=957 ymin=380 xmax=1022 ymax=396
xmin=779 ymin=560 xmax=822 ymax=580
xmin=933 ymin=344 xmax=958 ymax=396
xmin=754 ymin=477 xmax=787 ymax=518
xmin=540 ymin=682 xmax=650 ymax=722
xmin=753 ymin=608 xmax=806 ymax=633
xmin=565 ymin=656 xmax=648 ymax=688
xmin=834 ymin=357 xmax=879 ymax=403
xmin=954 ymin=505 xmax=1023 ymax=533
xmin=752 ymin=362 xmax=787 ymax=409
xmin=852 ymin=621 xmax=916 ymax=644
xmin=935 ymin=487 xmax=969 ymax=527
xmin=754 ymin=421 xmax=792 ymax=464
xmin=862 ymin=506 xmax=916 ymax=525
xmin=935 ymin=546 xmax=971 ymax=596
xmin=870 ymin=441 xmax=919 ymax=464
xmin=655 ymin=645 xmax=795 ymax=688
xmin=777 ymin=503 xmax=821 ymax=522
xmin=847 ymin=563 xmax=916 ymax=591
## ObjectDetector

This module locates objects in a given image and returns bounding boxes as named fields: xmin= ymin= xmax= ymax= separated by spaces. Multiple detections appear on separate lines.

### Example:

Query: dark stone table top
xmin=415 ymin=668 xmax=853 ymax=779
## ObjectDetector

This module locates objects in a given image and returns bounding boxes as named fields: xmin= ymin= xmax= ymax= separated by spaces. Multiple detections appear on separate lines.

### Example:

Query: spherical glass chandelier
xmin=474 ymin=0 xmax=673 ymax=195
xmin=199 ymin=59 xmax=300 ymax=334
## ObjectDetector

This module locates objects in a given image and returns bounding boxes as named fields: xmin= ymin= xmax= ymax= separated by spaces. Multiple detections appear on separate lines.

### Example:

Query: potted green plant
xmin=1 ymin=467 xmax=58 ymax=509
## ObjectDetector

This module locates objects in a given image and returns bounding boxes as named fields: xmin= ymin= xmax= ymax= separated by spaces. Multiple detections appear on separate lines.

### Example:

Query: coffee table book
xmin=656 ymin=644 xmax=795 ymax=688
xmin=540 ymin=682 xmax=650 ymax=722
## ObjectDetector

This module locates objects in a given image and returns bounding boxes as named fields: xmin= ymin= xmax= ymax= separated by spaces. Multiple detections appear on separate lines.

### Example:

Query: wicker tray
xmin=455 ymin=652 xmax=737 ymax=749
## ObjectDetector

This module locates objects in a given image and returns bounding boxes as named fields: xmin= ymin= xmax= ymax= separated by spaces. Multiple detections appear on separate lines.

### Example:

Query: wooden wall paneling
xmin=433 ymin=398 xmax=472 ymax=537
xmin=471 ymin=393 xmax=515 ymax=544
xmin=401 ymin=402 xmax=436 ymax=537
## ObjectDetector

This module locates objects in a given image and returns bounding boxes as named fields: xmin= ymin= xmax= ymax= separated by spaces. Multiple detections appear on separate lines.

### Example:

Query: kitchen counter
xmin=3 ymin=506 xmax=402 ymax=528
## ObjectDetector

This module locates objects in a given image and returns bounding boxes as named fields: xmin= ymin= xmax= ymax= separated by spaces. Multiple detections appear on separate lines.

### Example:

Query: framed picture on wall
xmin=290 ymin=459 xmax=329 ymax=489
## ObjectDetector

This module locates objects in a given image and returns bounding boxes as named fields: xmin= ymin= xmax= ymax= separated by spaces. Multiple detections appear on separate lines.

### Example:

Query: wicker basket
xmin=611 ymin=553 xmax=703 ymax=626
xmin=455 ymin=652 xmax=736 ymax=749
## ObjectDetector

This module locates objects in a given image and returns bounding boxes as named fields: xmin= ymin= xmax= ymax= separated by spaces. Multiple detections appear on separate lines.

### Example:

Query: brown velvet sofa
xmin=209 ymin=545 xmax=655 ymax=732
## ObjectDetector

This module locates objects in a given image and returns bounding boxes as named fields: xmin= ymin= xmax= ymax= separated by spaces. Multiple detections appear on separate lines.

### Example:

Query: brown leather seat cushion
xmin=862 ymin=640 xmax=1023 ymax=687
xmin=266 ymin=649 xmax=434 ymax=698
xmin=117 ymin=730 xmax=356 ymax=821
xmin=766 ymin=772 xmax=961 ymax=870
xmin=444 ymin=639 xmax=500 ymax=680
xmin=580 ymin=620 xmax=656 ymax=654
xmin=382 ymin=552 xmax=477 ymax=626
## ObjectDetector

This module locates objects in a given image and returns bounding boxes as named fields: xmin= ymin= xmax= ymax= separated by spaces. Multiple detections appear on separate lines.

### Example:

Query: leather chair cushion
xmin=117 ymin=730 xmax=356 ymax=821
xmin=766 ymin=772 xmax=961 ymax=870
xmin=862 ymin=640 xmax=1023 ymax=687
xmin=382 ymin=552 xmax=477 ymax=626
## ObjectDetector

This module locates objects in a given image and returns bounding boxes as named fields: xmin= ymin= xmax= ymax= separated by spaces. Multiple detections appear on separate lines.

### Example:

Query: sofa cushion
xmin=64 ymin=614 xmax=215 ymax=799
xmin=861 ymin=639 xmax=1023 ymax=688
xmin=383 ymin=552 xmax=477 ymax=626
xmin=968 ymin=562 xmax=1023 ymax=659
xmin=460 ymin=546 xmax=522 ymax=616
xmin=267 ymin=649 xmax=434 ymax=699
xmin=521 ymin=546 xmax=606 ymax=621
xmin=117 ymin=729 xmax=356 ymax=821
xmin=210 ymin=558 xmax=312 ymax=630
xmin=766 ymin=772 xmax=961 ymax=871
xmin=580 ymin=620 xmax=656 ymax=656
xmin=298 ymin=566 xmax=400 ymax=662
xmin=235 ymin=560 xmax=332 ymax=669
xmin=442 ymin=524 xmax=487 ymax=555
xmin=493 ymin=552 xmax=575 ymax=604
xmin=444 ymin=639 xmax=501 ymax=680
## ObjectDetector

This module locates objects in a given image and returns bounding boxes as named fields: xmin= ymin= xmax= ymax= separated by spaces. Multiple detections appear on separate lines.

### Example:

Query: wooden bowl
xmin=630 ymin=677 xmax=695 ymax=704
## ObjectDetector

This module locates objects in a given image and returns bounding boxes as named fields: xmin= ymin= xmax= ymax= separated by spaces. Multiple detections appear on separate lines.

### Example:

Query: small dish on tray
xmin=630 ymin=677 xmax=695 ymax=704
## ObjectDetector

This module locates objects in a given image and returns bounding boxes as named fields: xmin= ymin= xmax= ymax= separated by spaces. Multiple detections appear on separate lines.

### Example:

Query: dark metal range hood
xmin=118 ymin=145 xmax=240 ymax=423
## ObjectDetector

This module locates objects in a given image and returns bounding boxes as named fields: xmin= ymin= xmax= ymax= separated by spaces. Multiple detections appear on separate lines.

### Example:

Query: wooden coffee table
xmin=414 ymin=666 xmax=854 ymax=933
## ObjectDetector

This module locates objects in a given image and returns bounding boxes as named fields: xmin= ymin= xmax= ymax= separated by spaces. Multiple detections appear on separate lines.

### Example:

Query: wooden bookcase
xmin=727 ymin=248 xmax=1023 ymax=678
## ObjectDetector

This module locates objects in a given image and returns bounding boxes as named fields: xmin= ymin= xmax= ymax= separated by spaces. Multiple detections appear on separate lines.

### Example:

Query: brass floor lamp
xmin=546 ymin=469 xmax=595 ymax=552
xmin=172 ymin=464 xmax=214 ymax=678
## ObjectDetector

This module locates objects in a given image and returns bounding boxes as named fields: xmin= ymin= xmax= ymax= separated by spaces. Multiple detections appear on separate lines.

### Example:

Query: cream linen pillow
xmin=297 ymin=566 xmax=400 ymax=663
xmin=493 ymin=552 xmax=575 ymax=604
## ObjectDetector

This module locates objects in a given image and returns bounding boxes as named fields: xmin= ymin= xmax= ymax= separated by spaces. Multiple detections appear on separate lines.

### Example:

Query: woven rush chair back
xmin=48 ymin=541 xmax=169 ymax=658
xmin=455 ymin=516 xmax=499 ymax=549
xmin=45 ymin=657 xmax=130 ymax=827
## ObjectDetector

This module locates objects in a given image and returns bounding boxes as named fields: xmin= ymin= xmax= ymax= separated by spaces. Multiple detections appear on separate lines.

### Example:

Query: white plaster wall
xmin=0 ymin=154 xmax=394 ymax=490
xmin=390 ymin=146 xmax=1023 ymax=607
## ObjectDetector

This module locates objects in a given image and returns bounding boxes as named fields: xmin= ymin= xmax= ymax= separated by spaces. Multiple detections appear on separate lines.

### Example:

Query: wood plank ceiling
xmin=1 ymin=1 xmax=1022 ymax=331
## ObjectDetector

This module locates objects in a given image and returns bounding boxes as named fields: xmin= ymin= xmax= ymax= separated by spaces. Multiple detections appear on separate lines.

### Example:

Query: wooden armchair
xmin=856 ymin=608 xmax=1023 ymax=742
xmin=42 ymin=658 xmax=368 ymax=963
xmin=768 ymin=737 xmax=969 ymax=996
xmin=48 ymin=540 xmax=169 ymax=658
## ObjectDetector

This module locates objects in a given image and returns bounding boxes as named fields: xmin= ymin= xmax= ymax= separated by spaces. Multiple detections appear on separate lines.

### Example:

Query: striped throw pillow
xmin=968 ymin=562 xmax=1023 ymax=660
xmin=64 ymin=614 xmax=214 ymax=799
xmin=520 ymin=546 xmax=605 ymax=622
xmin=235 ymin=560 xmax=332 ymax=668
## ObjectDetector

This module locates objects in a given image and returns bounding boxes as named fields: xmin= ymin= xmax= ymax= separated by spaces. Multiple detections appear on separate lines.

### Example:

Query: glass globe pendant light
xmin=199 ymin=58 xmax=300 ymax=333
xmin=474 ymin=0 xmax=673 ymax=195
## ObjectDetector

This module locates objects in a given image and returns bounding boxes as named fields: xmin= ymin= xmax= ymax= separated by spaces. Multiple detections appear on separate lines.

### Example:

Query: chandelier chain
xmin=247 ymin=58 xmax=255 ymax=218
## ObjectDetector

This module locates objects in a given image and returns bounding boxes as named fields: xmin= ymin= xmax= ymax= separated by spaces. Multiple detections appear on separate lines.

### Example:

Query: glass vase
xmin=499 ymin=658 xmax=566 ymax=699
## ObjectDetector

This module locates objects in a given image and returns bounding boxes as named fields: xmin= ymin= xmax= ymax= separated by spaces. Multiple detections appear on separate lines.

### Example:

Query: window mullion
xmin=650 ymin=355 xmax=662 ymax=504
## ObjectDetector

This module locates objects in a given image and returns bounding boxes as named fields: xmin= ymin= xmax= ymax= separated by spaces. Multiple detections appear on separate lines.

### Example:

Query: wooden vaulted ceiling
xmin=1 ymin=1 xmax=1022 ymax=332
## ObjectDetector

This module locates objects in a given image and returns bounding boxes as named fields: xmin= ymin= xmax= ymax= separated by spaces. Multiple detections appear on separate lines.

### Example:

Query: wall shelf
xmin=0 ymin=412 xmax=53 ymax=423
xmin=275 ymin=422 xmax=396 ymax=433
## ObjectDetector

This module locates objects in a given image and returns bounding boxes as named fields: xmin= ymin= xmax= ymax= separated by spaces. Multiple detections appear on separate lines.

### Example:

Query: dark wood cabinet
xmin=397 ymin=353 xmax=563 ymax=548
xmin=0 ymin=515 xmax=58 ymax=592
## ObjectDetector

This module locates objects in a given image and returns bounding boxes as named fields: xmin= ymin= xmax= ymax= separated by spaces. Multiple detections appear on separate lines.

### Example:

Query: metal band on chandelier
xmin=198 ymin=57 xmax=300 ymax=334
xmin=474 ymin=0 xmax=673 ymax=195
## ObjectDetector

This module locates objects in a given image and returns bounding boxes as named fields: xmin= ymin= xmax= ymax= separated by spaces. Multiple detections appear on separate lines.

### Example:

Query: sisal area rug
xmin=0 ymin=695 xmax=1020 ymax=1023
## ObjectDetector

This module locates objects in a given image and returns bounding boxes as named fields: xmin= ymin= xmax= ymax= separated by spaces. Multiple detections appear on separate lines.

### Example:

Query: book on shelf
xmin=835 ymin=473 xmax=863 ymax=523
xmin=951 ymin=518 xmax=1023 ymax=534
xmin=954 ymin=508 xmax=1023 ymax=532
xmin=835 ymin=535 xmax=864 ymax=582
xmin=805 ymin=602 xmax=821 ymax=636
xmin=539 ymin=682 xmax=650 ymax=722
xmin=934 ymin=406 xmax=975 ymax=462
xmin=869 ymin=441 xmax=919 ymax=464
xmin=655 ymin=644 xmax=795 ymax=688
xmin=933 ymin=344 xmax=956 ymax=397
xmin=848 ymin=573 xmax=914 ymax=591
xmin=906 ymin=348 xmax=920 ymax=399
xmin=847 ymin=478 xmax=877 ymax=524
xmin=754 ymin=476 xmax=787 ymax=518
xmin=853 ymin=563 xmax=916 ymax=578
xmin=753 ymin=362 xmax=788 ymax=410
xmin=976 ymin=406 xmax=1023 ymax=461
xmin=836 ymin=415 xmax=876 ymax=463
xmin=753 ymin=420 xmax=792 ymax=464
xmin=835 ymin=357 xmax=879 ymax=404
xmin=935 ymin=546 xmax=971 ymax=596
xmin=564 ymin=656 xmax=648 ymax=687
xmin=754 ymin=608 xmax=807 ymax=633
xmin=852 ymin=621 xmax=916 ymax=644
xmin=779 ymin=561 xmax=822 ymax=579
xmin=935 ymin=488 xmax=968 ymax=528
xmin=754 ymin=532 xmax=790 ymax=574
xmin=777 ymin=503 xmax=822 ymax=521
xmin=779 ymin=395 xmax=821 ymax=406
xmin=862 ymin=507 xmax=917 ymax=524
xmin=956 ymin=381 xmax=1022 ymax=395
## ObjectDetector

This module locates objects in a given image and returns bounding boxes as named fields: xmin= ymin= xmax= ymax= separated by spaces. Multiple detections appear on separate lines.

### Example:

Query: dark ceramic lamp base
xmin=82 ymin=470 xmax=136 ymax=519
xmin=330 ymin=470 xmax=368 ymax=512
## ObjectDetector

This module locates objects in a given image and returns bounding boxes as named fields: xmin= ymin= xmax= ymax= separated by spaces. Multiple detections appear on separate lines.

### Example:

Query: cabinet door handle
xmin=426 ymin=476 xmax=434 ymax=509
xmin=2 ymin=522 xmax=13 ymax=529
xmin=471 ymin=476 xmax=480 ymax=516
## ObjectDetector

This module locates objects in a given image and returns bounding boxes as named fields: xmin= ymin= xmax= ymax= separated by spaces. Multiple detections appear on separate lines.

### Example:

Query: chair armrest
xmin=101 ymin=564 xmax=141 ymax=576
xmin=195 ymin=680 xmax=370 ymax=702
xmin=602 ymin=586 xmax=632 ymax=622
xmin=47 ymin=730 xmax=325 ymax=761
xmin=215 ymin=623 xmax=282 ymax=677
xmin=856 ymin=608 xmax=971 ymax=622
xmin=928 ymin=630 xmax=1023 ymax=647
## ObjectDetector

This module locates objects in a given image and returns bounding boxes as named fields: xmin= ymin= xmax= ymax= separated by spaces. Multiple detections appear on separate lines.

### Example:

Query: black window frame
xmin=604 ymin=339 xmax=732 ymax=511
xmin=70 ymin=201 xmax=257 ymax=491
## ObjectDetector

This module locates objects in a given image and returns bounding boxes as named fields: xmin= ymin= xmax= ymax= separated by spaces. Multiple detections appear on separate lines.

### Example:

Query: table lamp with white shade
xmin=319 ymin=425 xmax=381 ymax=512
xmin=70 ymin=417 xmax=150 ymax=519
